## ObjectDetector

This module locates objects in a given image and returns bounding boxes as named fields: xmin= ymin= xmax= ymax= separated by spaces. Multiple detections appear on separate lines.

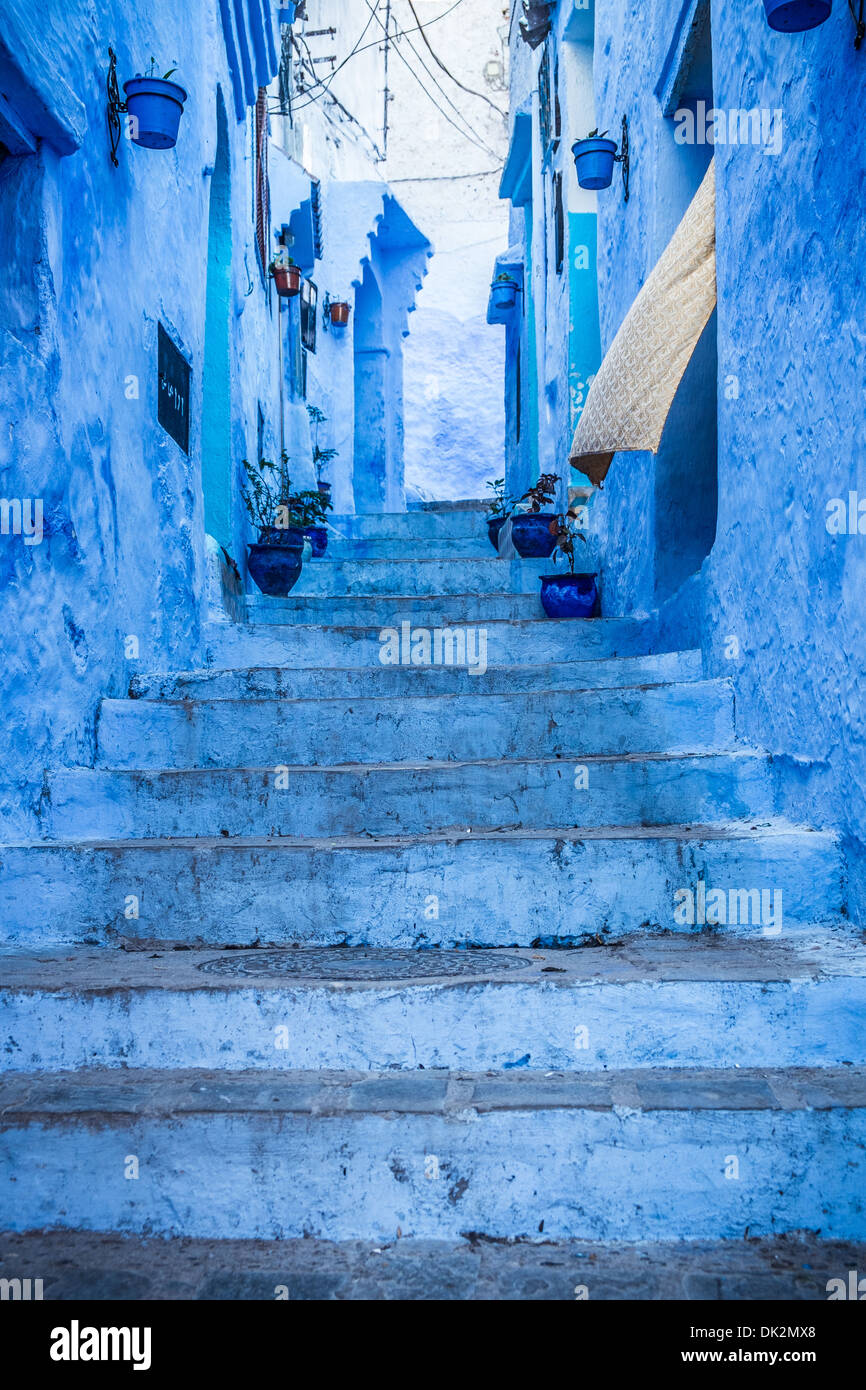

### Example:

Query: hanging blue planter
xmin=540 ymin=573 xmax=599 ymax=620
xmin=763 ymin=0 xmax=831 ymax=30
xmin=123 ymin=77 xmax=188 ymax=150
xmin=491 ymin=278 xmax=519 ymax=310
xmin=572 ymin=137 xmax=617 ymax=191
xmin=278 ymin=3 xmax=298 ymax=23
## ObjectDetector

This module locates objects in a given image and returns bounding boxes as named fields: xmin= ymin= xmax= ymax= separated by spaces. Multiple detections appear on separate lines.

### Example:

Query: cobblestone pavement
xmin=1 ymin=1231 xmax=862 ymax=1300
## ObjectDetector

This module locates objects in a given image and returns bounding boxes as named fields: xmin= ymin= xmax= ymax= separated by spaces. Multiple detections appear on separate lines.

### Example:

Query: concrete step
xmin=0 ymin=823 xmax=842 ymax=947
xmin=2 ymin=1065 xmax=864 ymax=1240
xmin=130 ymin=649 xmax=703 ymax=702
xmin=323 ymin=536 xmax=497 ymax=560
xmin=201 ymin=617 xmax=654 ymax=670
xmin=96 ymin=680 xmax=736 ymax=769
xmin=3 ymin=934 xmax=863 ymax=1074
xmin=47 ymin=752 xmax=775 ymax=840
xmin=288 ymin=556 xmax=583 ymax=598
xmin=330 ymin=509 xmax=489 ymax=541
xmin=247 ymin=592 xmax=560 ymax=624
xmin=3 ymin=1227 xmax=862 ymax=1300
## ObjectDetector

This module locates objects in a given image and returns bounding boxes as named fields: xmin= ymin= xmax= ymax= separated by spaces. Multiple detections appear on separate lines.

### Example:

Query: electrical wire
xmin=360 ymin=0 xmax=501 ymax=159
xmin=391 ymin=17 xmax=502 ymax=158
xmin=404 ymin=0 xmax=506 ymax=118
xmin=290 ymin=0 xmax=468 ymax=113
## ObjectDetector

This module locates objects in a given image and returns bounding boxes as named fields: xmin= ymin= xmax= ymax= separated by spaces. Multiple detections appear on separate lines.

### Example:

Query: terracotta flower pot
xmin=329 ymin=300 xmax=350 ymax=326
xmin=272 ymin=265 xmax=301 ymax=298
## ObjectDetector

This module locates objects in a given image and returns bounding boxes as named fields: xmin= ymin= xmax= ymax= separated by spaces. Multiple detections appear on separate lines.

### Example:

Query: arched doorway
xmin=352 ymin=261 xmax=388 ymax=513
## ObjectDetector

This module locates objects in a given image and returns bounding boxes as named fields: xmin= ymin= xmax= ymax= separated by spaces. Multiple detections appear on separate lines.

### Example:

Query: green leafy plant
xmin=549 ymin=509 xmax=588 ymax=573
xmin=584 ymin=127 xmax=609 ymax=140
xmin=519 ymin=472 xmax=558 ymax=513
xmin=145 ymin=57 xmax=179 ymax=79
xmin=485 ymin=476 xmax=513 ymax=522
xmin=242 ymin=452 xmax=333 ymax=533
xmin=269 ymin=247 xmax=298 ymax=275
xmin=494 ymin=272 xmax=517 ymax=283
xmin=307 ymin=403 xmax=339 ymax=483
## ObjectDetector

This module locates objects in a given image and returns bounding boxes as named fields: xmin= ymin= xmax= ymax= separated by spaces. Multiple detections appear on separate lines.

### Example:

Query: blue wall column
xmin=201 ymin=88 xmax=233 ymax=553
xmin=353 ymin=263 xmax=388 ymax=513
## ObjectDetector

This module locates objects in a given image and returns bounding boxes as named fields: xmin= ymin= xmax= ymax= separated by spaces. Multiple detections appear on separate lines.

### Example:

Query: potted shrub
xmin=490 ymin=273 xmax=520 ymax=311
xmin=308 ymin=404 xmax=338 ymax=502
xmin=763 ymin=0 xmax=831 ymax=30
xmin=269 ymin=248 xmax=302 ymax=298
xmin=242 ymin=451 xmax=305 ymax=596
xmin=123 ymin=60 xmax=187 ymax=150
xmin=540 ymin=510 xmax=598 ymax=618
xmin=484 ymin=476 xmax=513 ymax=550
xmin=329 ymin=299 xmax=351 ymax=327
xmin=511 ymin=473 xmax=559 ymax=557
xmin=291 ymin=485 xmax=333 ymax=557
xmin=571 ymin=128 xmax=617 ymax=190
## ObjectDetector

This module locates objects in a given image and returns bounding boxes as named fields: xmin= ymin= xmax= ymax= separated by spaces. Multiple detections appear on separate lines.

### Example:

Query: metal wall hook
xmin=850 ymin=0 xmax=866 ymax=49
xmin=614 ymin=114 xmax=630 ymax=203
xmin=106 ymin=47 xmax=127 ymax=167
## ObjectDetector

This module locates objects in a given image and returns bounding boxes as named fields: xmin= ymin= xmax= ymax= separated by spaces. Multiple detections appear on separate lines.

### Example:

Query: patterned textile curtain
xmin=569 ymin=159 xmax=717 ymax=487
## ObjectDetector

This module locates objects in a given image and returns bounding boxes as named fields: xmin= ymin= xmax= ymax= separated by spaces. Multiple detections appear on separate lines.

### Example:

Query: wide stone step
xmin=2 ymin=1065 xmax=864 ymax=1241
xmin=0 ymin=823 xmax=842 ymax=947
xmin=131 ymin=649 xmax=703 ymax=702
xmin=96 ymin=680 xmax=736 ymax=769
xmin=202 ymin=617 xmax=654 ymax=670
xmin=323 ymin=536 xmax=497 ymax=560
xmin=47 ymin=752 xmax=774 ymax=840
xmin=3 ymin=1227 xmax=862 ymax=1301
xmin=288 ymin=556 xmax=581 ymax=598
xmin=247 ymin=592 xmax=557 ymax=624
xmin=3 ymin=934 xmax=863 ymax=1074
xmin=330 ymin=509 xmax=489 ymax=540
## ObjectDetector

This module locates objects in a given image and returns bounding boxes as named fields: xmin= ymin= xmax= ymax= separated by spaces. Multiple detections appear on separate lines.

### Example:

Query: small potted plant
xmin=485 ymin=477 xmax=513 ymax=551
xmin=571 ymin=128 xmax=617 ymax=190
xmin=329 ymin=299 xmax=351 ymax=327
xmin=123 ymin=60 xmax=187 ymax=150
xmin=269 ymin=247 xmax=302 ymax=298
xmin=511 ymin=472 xmax=559 ymax=558
xmin=291 ymin=486 xmax=333 ymax=557
xmin=540 ymin=510 xmax=598 ymax=618
xmin=490 ymin=272 xmax=520 ymax=311
xmin=308 ymin=404 xmax=338 ymax=502
xmin=763 ymin=0 xmax=831 ymax=31
xmin=242 ymin=451 xmax=305 ymax=596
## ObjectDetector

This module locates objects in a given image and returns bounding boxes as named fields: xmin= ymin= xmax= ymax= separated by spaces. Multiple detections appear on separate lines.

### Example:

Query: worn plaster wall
xmin=591 ymin=0 xmax=866 ymax=906
xmin=0 ymin=0 xmax=283 ymax=838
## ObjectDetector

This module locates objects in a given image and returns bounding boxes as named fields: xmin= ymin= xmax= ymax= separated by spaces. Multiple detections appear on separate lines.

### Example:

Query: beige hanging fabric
xmin=569 ymin=158 xmax=717 ymax=487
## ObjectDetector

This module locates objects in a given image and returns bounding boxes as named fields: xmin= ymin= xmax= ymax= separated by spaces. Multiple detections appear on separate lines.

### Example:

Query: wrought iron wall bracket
xmin=106 ymin=47 xmax=127 ymax=167
xmin=850 ymin=0 xmax=865 ymax=49
xmin=614 ymin=114 xmax=630 ymax=203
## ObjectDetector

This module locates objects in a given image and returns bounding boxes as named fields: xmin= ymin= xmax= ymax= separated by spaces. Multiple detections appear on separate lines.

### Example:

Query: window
xmin=538 ymin=41 xmax=561 ymax=157
xmin=254 ymin=87 xmax=269 ymax=274
xmin=553 ymin=171 xmax=564 ymax=276
xmin=300 ymin=278 xmax=317 ymax=353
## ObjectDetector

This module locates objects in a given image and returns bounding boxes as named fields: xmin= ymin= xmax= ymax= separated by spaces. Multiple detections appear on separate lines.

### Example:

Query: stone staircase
xmin=1 ymin=501 xmax=865 ymax=1284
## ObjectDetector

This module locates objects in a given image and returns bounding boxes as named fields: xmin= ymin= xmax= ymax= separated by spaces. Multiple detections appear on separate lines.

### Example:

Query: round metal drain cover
xmin=198 ymin=947 xmax=533 ymax=981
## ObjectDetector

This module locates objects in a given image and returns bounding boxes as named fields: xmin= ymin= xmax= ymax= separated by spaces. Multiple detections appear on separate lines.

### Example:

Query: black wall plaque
xmin=157 ymin=322 xmax=191 ymax=454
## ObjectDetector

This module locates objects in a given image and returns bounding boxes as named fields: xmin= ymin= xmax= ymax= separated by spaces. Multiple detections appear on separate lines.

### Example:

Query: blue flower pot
xmin=572 ymin=137 xmax=617 ymax=190
xmin=540 ymin=572 xmax=599 ymax=619
xmin=304 ymin=525 xmax=328 ymax=557
xmin=247 ymin=535 xmax=304 ymax=597
xmin=123 ymin=77 xmax=188 ymax=150
xmin=511 ymin=512 xmax=556 ymax=559
xmin=491 ymin=280 xmax=518 ymax=310
xmin=487 ymin=516 xmax=508 ymax=551
xmin=278 ymin=2 xmax=298 ymax=23
xmin=763 ymin=0 xmax=831 ymax=30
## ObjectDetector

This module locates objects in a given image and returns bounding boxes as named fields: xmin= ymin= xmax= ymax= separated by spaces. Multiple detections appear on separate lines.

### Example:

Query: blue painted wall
xmin=587 ymin=0 xmax=866 ymax=907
